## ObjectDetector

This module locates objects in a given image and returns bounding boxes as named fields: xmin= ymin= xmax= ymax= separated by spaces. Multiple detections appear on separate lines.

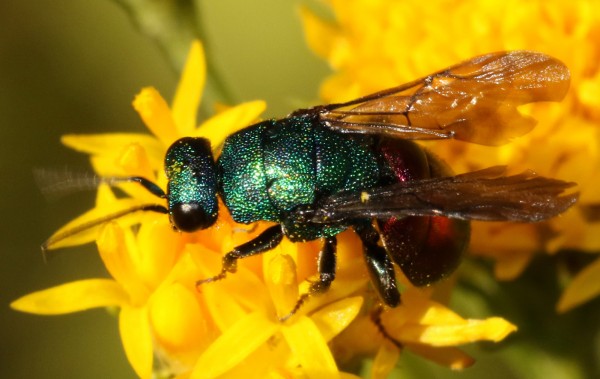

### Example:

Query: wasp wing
xmin=298 ymin=166 xmax=578 ymax=224
xmin=318 ymin=51 xmax=570 ymax=146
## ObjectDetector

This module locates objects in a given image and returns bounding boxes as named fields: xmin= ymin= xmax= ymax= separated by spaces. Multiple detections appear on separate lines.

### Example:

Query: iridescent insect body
xmin=43 ymin=51 xmax=577 ymax=318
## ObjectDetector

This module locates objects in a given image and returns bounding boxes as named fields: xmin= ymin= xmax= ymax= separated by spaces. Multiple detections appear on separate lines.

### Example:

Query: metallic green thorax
xmin=218 ymin=114 xmax=381 ymax=241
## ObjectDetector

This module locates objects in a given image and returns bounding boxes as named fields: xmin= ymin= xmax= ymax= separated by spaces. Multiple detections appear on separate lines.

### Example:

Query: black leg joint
xmin=355 ymin=222 xmax=400 ymax=307
xmin=310 ymin=236 xmax=337 ymax=294
xmin=280 ymin=236 xmax=338 ymax=321
xmin=232 ymin=224 xmax=284 ymax=257
xmin=197 ymin=224 xmax=284 ymax=285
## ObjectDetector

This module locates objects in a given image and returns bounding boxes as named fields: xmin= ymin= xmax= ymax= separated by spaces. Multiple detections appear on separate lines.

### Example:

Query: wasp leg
xmin=197 ymin=224 xmax=284 ymax=286
xmin=280 ymin=236 xmax=337 ymax=321
xmin=371 ymin=305 xmax=403 ymax=349
xmin=355 ymin=223 xmax=401 ymax=307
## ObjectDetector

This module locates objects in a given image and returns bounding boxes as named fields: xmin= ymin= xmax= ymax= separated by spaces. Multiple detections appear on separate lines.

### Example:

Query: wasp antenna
xmin=34 ymin=168 xmax=166 ymax=200
xmin=41 ymin=204 xmax=169 ymax=256
xmin=101 ymin=176 xmax=167 ymax=198
xmin=34 ymin=168 xmax=101 ymax=200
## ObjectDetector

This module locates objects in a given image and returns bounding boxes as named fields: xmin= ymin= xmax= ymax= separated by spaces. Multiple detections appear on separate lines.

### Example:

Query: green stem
xmin=193 ymin=3 xmax=237 ymax=112
xmin=112 ymin=0 xmax=235 ymax=116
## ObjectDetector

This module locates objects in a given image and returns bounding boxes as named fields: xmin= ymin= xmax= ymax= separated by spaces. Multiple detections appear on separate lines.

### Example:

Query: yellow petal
xmin=10 ymin=279 xmax=127 ymax=315
xmin=161 ymin=244 xmax=206 ymax=285
xmin=493 ymin=252 xmax=535 ymax=280
xmin=190 ymin=244 xmax=266 ymax=331
xmin=195 ymin=100 xmax=266 ymax=152
xmin=116 ymin=142 xmax=156 ymax=179
xmin=222 ymin=268 xmax=274 ymax=314
xmin=557 ymin=256 xmax=600 ymax=312
xmin=98 ymin=142 xmax=166 ymax=202
xmin=133 ymin=87 xmax=179 ymax=146
xmin=293 ymin=239 xmax=321 ymax=281
xmin=310 ymin=296 xmax=363 ymax=342
xmin=556 ymin=209 xmax=600 ymax=252
xmin=88 ymin=155 xmax=166 ymax=207
xmin=280 ymin=315 xmax=339 ymax=379
xmin=42 ymin=196 xmax=145 ymax=251
xmin=298 ymin=5 xmax=339 ymax=61
xmin=296 ymin=275 xmax=369 ymax=319
xmin=294 ymin=241 xmax=369 ymax=317
xmin=406 ymin=292 xmax=465 ymax=325
xmin=202 ymin=277 xmax=264 ymax=332
xmin=135 ymin=217 xmax=185 ymax=288
xmin=97 ymin=221 xmax=135 ymax=281
xmin=149 ymin=282 xmax=209 ymax=355
xmin=320 ymin=74 xmax=361 ymax=103
xmin=340 ymin=373 xmax=363 ymax=379
xmin=405 ymin=344 xmax=475 ymax=370
xmin=172 ymin=40 xmax=206 ymax=137
xmin=191 ymin=312 xmax=279 ymax=379
xmin=95 ymin=180 xmax=118 ymax=206
xmin=97 ymin=221 xmax=150 ymax=304
xmin=265 ymin=252 xmax=299 ymax=319
xmin=382 ymin=290 xmax=464 ymax=326
xmin=61 ymin=133 xmax=163 ymax=161
xmin=469 ymin=222 xmax=539 ymax=280
xmin=216 ymin=343 xmax=285 ymax=379
xmin=578 ymin=77 xmax=600 ymax=110
xmin=469 ymin=222 xmax=540 ymax=258
xmin=97 ymin=181 xmax=165 ymax=220
xmin=371 ymin=342 xmax=401 ymax=379
xmin=330 ymin=314 xmax=382 ymax=358
xmin=399 ymin=317 xmax=517 ymax=346
xmin=263 ymin=370 xmax=286 ymax=379
xmin=120 ymin=305 xmax=153 ymax=379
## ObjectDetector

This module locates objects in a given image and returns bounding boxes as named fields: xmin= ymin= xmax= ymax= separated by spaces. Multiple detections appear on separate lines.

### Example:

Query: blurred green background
xmin=1 ymin=1 xmax=598 ymax=378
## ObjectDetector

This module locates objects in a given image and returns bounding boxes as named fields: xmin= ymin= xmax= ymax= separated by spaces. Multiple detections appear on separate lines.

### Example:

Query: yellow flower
xmin=300 ymin=0 xmax=600 ymax=312
xmin=8 ymin=33 xmax=521 ymax=378
xmin=332 ymin=288 xmax=516 ymax=377
xmin=11 ymin=33 xmax=525 ymax=378
xmin=188 ymin=239 xmax=366 ymax=379
xmin=11 ymin=40 xmax=364 ymax=378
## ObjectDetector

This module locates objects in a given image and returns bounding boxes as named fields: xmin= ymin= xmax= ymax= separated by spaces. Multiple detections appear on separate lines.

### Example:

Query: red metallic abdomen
xmin=376 ymin=138 xmax=470 ymax=286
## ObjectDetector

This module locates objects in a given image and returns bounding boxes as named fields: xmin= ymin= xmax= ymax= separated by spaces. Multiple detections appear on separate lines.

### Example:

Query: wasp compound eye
xmin=170 ymin=202 xmax=216 ymax=232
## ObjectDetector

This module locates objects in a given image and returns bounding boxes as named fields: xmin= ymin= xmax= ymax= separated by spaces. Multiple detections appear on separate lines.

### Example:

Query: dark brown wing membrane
xmin=318 ymin=51 xmax=570 ymax=145
xmin=296 ymin=166 xmax=578 ymax=223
